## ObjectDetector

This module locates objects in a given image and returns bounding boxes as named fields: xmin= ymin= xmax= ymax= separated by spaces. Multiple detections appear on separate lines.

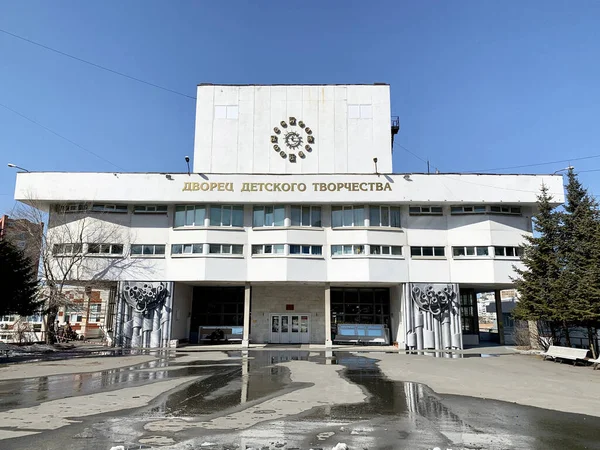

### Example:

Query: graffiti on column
xmin=404 ymin=284 xmax=462 ymax=351
xmin=118 ymin=282 xmax=171 ymax=348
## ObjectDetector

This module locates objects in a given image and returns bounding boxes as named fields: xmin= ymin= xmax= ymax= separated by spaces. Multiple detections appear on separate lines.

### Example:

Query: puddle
xmin=3 ymin=350 xmax=600 ymax=450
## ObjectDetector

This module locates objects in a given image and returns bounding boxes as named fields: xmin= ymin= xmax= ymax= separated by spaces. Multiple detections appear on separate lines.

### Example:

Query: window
xmin=331 ymin=244 xmax=366 ymax=256
xmin=210 ymin=205 xmax=244 ymax=227
xmin=410 ymin=246 xmax=445 ymax=257
xmin=460 ymin=290 xmax=478 ymax=334
xmin=370 ymin=245 xmax=402 ymax=256
xmin=289 ymin=245 xmax=323 ymax=256
xmin=253 ymin=205 xmax=285 ymax=227
xmin=131 ymin=244 xmax=166 ymax=256
xmin=87 ymin=243 xmax=124 ymax=255
xmin=90 ymin=204 xmax=128 ymax=213
xmin=52 ymin=243 xmax=83 ymax=255
xmin=348 ymin=104 xmax=373 ymax=119
xmin=209 ymin=244 xmax=244 ymax=255
xmin=452 ymin=246 xmax=489 ymax=257
xmin=331 ymin=287 xmax=390 ymax=326
xmin=451 ymin=205 xmax=486 ymax=214
xmin=409 ymin=206 xmax=444 ymax=215
xmin=59 ymin=203 xmax=88 ymax=213
xmin=69 ymin=313 xmax=83 ymax=323
xmin=171 ymin=243 xmax=204 ymax=255
xmin=290 ymin=206 xmax=322 ymax=227
xmin=251 ymin=244 xmax=285 ymax=255
xmin=0 ymin=315 xmax=17 ymax=323
xmin=489 ymin=205 xmax=521 ymax=215
xmin=451 ymin=205 xmax=522 ymax=215
xmin=331 ymin=206 xmax=365 ymax=227
xmin=175 ymin=205 xmax=206 ymax=227
xmin=89 ymin=304 xmax=102 ymax=322
xmin=494 ymin=246 xmax=523 ymax=257
xmin=215 ymin=105 xmax=239 ymax=119
xmin=133 ymin=205 xmax=168 ymax=214
xmin=369 ymin=205 xmax=401 ymax=227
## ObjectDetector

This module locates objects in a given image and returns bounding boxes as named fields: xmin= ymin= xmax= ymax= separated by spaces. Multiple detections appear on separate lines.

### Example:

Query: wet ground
xmin=1 ymin=350 xmax=600 ymax=450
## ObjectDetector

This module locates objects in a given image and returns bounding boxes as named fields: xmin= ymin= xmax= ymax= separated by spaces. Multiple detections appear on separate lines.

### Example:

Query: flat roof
xmin=12 ymin=171 xmax=562 ymax=176
xmin=197 ymin=83 xmax=390 ymax=87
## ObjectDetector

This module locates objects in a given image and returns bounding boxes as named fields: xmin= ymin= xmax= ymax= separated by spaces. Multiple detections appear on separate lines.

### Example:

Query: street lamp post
xmin=553 ymin=166 xmax=574 ymax=175
xmin=7 ymin=163 xmax=30 ymax=172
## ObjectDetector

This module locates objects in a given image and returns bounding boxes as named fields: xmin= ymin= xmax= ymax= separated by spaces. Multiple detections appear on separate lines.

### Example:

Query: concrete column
xmin=494 ymin=289 xmax=505 ymax=345
xmin=325 ymin=283 xmax=332 ymax=347
xmin=242 ymin=283 xmax=251 ymax=348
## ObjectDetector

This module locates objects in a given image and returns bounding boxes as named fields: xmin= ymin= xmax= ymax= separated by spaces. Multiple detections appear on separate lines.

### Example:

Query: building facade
xmin=13 ymin=84 xmax=564 ymax=349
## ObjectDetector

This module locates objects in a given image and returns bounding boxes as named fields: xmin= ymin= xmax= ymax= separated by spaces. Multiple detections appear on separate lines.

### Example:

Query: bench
xmin=589 ymin=356 xmax=600 ymax=370
xmin=542 ymin=345 xmax=589 ymax=365
xmin=198 ymin=326 xmax=243 ymax=344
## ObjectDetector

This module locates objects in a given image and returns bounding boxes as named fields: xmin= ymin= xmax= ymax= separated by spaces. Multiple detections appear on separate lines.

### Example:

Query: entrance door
xmin=270 ymin=314 xmax=309 ymax=344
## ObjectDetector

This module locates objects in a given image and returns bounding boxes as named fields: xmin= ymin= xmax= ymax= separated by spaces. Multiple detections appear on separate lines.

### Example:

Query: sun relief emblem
xmin=270 ymin=117 xmax=315 ymax=163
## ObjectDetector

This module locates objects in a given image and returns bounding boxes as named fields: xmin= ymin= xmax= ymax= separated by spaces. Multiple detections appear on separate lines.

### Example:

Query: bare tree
xmin=11 ymin=198 xmax=143 ymax=343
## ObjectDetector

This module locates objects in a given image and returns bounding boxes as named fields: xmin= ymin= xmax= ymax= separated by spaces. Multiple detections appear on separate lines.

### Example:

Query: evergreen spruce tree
xmin=0 ymin=240 xmax=40 ymax=316
xmin=513 ymin=184 xmax=562 ymax=345
xmin=559 ymin=168 xmax=600 ymax=354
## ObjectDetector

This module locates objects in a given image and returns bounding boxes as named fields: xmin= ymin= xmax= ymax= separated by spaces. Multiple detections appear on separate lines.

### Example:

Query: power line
xmin=0 ymin=28 xmax=196 ymax=101
xmin=395 ymin=142 xmax=428 ymax=164
xmin=0 ymin=102 xmax=126 ymax=171
xmin=465 ymin=154 xmax=600 ymax=173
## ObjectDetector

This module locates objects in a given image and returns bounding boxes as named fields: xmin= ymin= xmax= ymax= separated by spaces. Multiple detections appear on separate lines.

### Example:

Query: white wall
xmin=40 ymin=202 xmax=534 ymax=286
xmin=171 ymin=282 xmax=192 ymax=341
xmin=251 ymin=285 xmax=325 ymax=344
xmin=193 ymin=84 xmax=393 ymax=174
xmin=15 ymin=173 xmax=565 ymax=205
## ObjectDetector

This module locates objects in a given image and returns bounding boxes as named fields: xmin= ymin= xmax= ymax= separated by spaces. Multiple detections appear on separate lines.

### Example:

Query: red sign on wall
xmin=286 ymin=304 xmax=294 ymax=311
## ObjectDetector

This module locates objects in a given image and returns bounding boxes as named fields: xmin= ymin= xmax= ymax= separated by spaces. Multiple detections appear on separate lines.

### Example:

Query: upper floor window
xmin=210 ymin=205 xmax=244 ymax=227
xmin=331 ymin=244 xmax=366 ymax=256
xmin=369 ymin=205 xmax=401 ymax=227
xmin=171 ymin=244 xmax=203 ymax=255
xmin=87 ymin=243 xmax=124 ymax=255
xmin=59 ymin=204 xmax=88 ymax=213
xmin=251 ymin=244 xmax=285 ymax=255
xmin=332 ymin=206 xmax=365 ymax=228
xmin=209 ymin=244 xmax=244 ymax=255
xmin=133 ymin=205 xmax=168 ymax=214
xmin=90 ymin=204 xmax=128 ymax=213
xmin=214 ymin=105 xmax=239 ymax=119
xmin=131 ymin=244 xmax=166 ymax=256
xmin=253 ymin=205 xmax=285 ymax=227
xmin=451 ymin=205 xmax=522 ymax=215
xmin=291 ymin=205 xmax=321 ymax=227
xmin=52 ymin=243 xmax=82 ymax=255
xmin=409 ymin=206 xmax=443 ymax=215
xmin=370 ymin=245 xmax=402 ymax=256
xmin=490 ymin=205 xmax=521 ymax=215
xmin=174 ymin=205 xmax=243 ymax=228
xmin=453 ymin=246 xmax=489 ymax=257
xmin=494 ymin=246 xmax=523 ymax=257
xmin=348 ymin=104 xmax=373 ymax=119
xmin=175 ymin=205 xmax=205 ymax=227
xmin=451 ymin=205 xmax=486 ymax=214
xmin=290 ymin=244 xmax=323 ymax=256
xmin=410 ymin=246 xmax=445 ymax=257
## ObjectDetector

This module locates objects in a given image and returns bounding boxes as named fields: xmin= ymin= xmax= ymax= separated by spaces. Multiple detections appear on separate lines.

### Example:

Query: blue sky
xmin=2 ymin=1 xmax=600 ymax=214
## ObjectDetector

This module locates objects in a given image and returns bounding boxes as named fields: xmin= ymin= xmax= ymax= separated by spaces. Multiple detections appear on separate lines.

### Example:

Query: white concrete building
xmin=13 ymin=84 xmax=564 ymax=349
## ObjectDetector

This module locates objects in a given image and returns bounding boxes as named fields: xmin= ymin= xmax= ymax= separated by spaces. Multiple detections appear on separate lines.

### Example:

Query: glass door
xmin=270 ymin=314 xmax=309 ymax=344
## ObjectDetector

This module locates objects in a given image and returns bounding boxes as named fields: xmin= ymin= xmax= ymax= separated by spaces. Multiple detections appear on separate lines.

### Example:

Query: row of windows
xmin=53 ymin=242 xmax=523 ymax=259
xmin=57 ymin=203 xmax=523 ymax=220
